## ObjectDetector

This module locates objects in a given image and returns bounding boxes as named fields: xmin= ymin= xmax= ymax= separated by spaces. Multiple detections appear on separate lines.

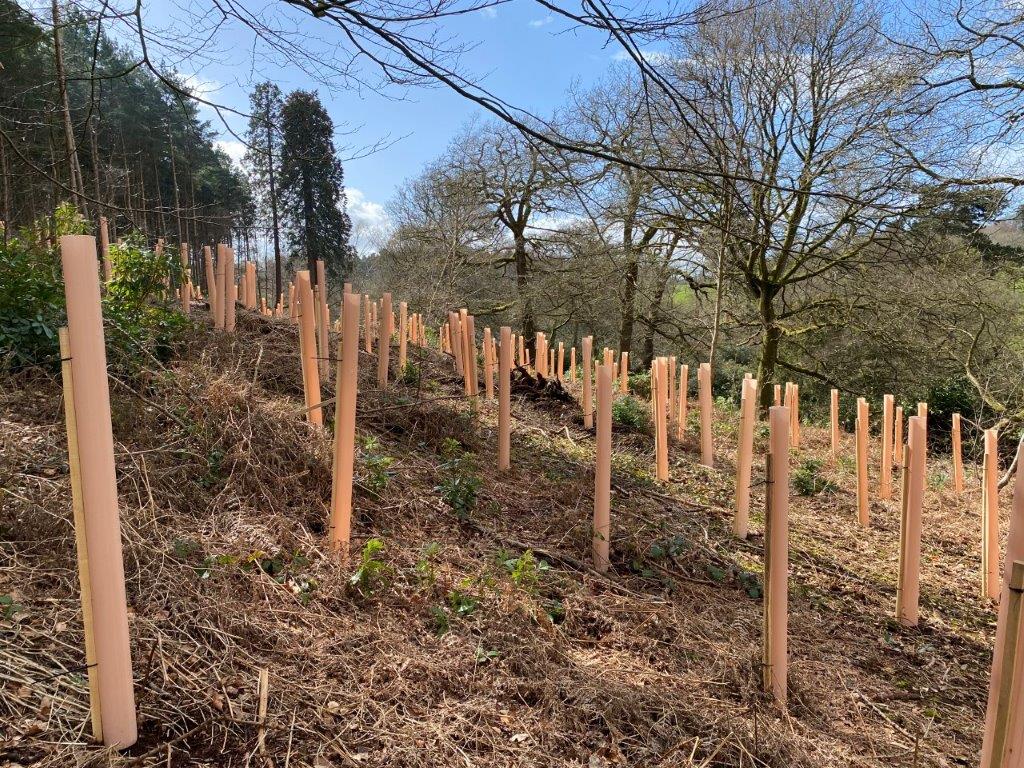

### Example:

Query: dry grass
xmin=0 ymin=307 xmax=1004 ymax=766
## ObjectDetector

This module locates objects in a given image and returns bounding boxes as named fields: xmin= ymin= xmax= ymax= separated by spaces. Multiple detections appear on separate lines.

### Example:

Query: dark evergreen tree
xmin=279 ymin=90 xmax=354 ymax=281
xmin=244 ymin=82 xmax=285 ymax=301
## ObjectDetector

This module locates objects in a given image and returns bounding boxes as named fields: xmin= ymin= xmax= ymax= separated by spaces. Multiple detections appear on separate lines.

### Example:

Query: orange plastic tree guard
xmin=214 ymin=244 xmax=227 ymax=330
xmin=980 ymin=438 xmax=1024 ymax=766
xmin=896 ymin=416 xmax=926 ymax=626
xmin=880 ymin=394 xmax=894 ymax=500
xmin=499 ymin=327 xmax=512 ymax=470
xmin=983 ymin=428 xmax=1001 ymax=600
xmin=951 ymin=413 xmax=965 ymax=493
xmin=986 ymin=560 xmax=1024 ymax=768
xmin=830 ymin=388 xmax=840 ymax=457
xmin=224 ymin=247 xmax=236 ymax=333
xmin=398 ymin=301 xmax=408 ymax=373
xmin=593 ymin=362 xmax=613 ymax=573
xmin=698 ymin=362 xmax=713 ymax=467
xmin=677 ymin=364 xmax=688 ymax=439
xmin=459 ymin=310 xmax=473 ymax=395
xmin=449 ymin=311 xmax=464 ymax=375
xmin=893 ymin=406 xmax=904 ymax=468
xmin=619 ymin=351 xmax=629 ymax=394
xmin=247 ymin=261 xmax=258 ymax=309
xmin=556 ymin=341 xmax=564 ymax=382
xmin=582 ymin=336 xmax=594 ymax=429
xmin=517 ymin=334 xmax=525 ymax=367
xmin=791 ymin=384 xmax=800 ymax=447
xmin=363 ymin=295 xmax=372 ymax=352
xmin=734 ymin=376 xmax=758 ymax=539
xmin=483 ymin=327 xmax=494 ymax=400
xmin=602 ymin=347 xmax=613 ymax=369
xmin=296 ymin=272 xmax=323 ymax=424
xmin=570 ymin=347 xmax=576 ymax=382
xmin=855 ymin=397 xmax=870 ymax=526
xmin=59 ymin=236 xmax=138 ymax=748
xmin=466 ymin=313 xmax=480 ymax=397
xmin=764 ymin=405 xmax=790 ymax=706
xmin=668 ymin=356 xmax=677 ymax=429
xmin=658 ymin=357 xmax=671 ymax=480
xmin=315 ymin=283 xmax=329 ymax=380
xmin=99 ymin=216 xmax=112 ymax=283
xmin=378 ymin=293 xmax=393 ymax=388
xmin=329 ymin=291 xmax=360 ymax=558
xmin=59 ymin=327 xmax=103 ymax=741
xmin=203 ymin=246 xmax=217 ymax=322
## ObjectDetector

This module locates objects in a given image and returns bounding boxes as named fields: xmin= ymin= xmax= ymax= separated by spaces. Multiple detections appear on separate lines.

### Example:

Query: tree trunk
xmin=618 ymin=257 xmax=638 ymax=355
xmin=265 ymin=101 xmax=284 ymax=302
xmin=756 ymin=290 xmax=781 ymax=414
xmin=51 ymin=0 xmax=86 ymax=213
xmin=303 ymin=167 xmax=316 ymax=275
xmin=514 ymin=232 xmax=536 ymax=353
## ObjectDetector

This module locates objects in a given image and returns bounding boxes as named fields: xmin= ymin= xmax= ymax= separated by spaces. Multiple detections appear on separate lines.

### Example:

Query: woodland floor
xmin=0 ymin=306 xmax=1007 ymax=767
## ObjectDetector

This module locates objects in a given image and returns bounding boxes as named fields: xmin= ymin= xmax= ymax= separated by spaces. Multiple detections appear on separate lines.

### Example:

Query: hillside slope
xmin=0 ymin=308 xmax=1004 ymax=767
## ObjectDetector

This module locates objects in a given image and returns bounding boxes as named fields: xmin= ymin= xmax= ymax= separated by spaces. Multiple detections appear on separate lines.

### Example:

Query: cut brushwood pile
xmin=0 ymin=305 xmax=1008 ymax=767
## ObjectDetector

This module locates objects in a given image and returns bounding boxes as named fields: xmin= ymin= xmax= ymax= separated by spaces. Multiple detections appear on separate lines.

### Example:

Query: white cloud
xmin=181 ymin=73 xmax=222 ymax=100
xmin=214 ymin=139 xmax=247 ymax=167
xmin=345 ymin=187 xmax=390 ymax=254
xmin=528 ymin=15 xmax=553 ymax=27
xmin=480 ymin=5 xmax=497 ymax=18
xmin=612 ymin=47 xmax=674 ymax=65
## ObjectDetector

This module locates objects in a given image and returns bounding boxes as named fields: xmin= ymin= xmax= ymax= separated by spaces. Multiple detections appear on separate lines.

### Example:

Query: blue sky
xmin=140 ymin=1 xmax=643 ymax=243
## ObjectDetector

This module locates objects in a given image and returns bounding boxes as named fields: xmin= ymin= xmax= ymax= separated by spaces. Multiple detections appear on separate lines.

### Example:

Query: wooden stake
xmin=179 ymin=243 xmax=190 ymax=315
xmin=557 ymin=341 xmax=564 ymax=382
xmin=583 ymin=336 xmax=594 ymax=430
xmin=880 ymin=394 xmax=894 ymax=500
xmin=830 ymin=388 xmax=840 ymax=458
xmin=981 ymin=440 xmax=1024 ymax=766
xmin=984 ymin=428 xmax=1001 ymax=600
xmin=698 ymin=362 xmax=713 ymax=467
xmin=99 ymin=215 xmax=112 ymax=283
xmin=773 ymin=384 xmax=781 ymax=407
xmin=952 ymin=413 xmax=965 ymax=493
xmin=734 ymin=376 xmax=758 ymax=539
xmin=59 ymin=236 xmax=137 ymax=748
xmin=329 ymin=292 xmax=360 ymax=558
xmin=855 ymin=397 xmax=870 ymax=526
xmin=499 ymin=327 xmax=512 ymax=471
xmin=764 ymin=405 xmax=789 ymax=706
xmin=570 ymin=347 xmax=576 ymax=383
xmin=203 ymin=246 xmax=217 ymax=323
xmin=378 ymin=293 xmax=393 ymax=388
xmin=593 ymin=362 xmax=613 ymax=572
xmin=295 ymin=272 xmax=323 ymax=425
xmin=59 ymin=327 xmax=103 ymax=742
xmin=619 ymin=351 xmax=629 ymax=394
xmin=896 ymin=417 xmax=926 ymax=626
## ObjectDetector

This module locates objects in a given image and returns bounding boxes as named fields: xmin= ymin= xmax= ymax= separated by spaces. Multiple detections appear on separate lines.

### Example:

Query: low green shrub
xmin=612 ymin=395 xmax=649 ymax=430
